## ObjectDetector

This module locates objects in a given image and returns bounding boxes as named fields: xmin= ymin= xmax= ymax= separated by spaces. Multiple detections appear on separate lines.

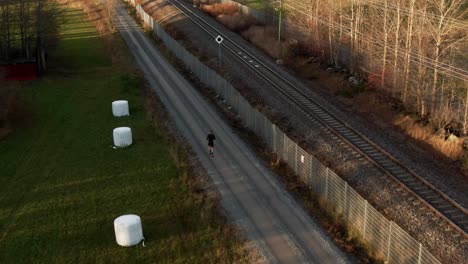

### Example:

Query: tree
xmin=0 ymin=0 xmax=12 ymax=61
xmin=401 ymin=0 xmax=416 ymax=103
xmin=279 ymin=0 xmax=468 ymax=131
xmin=428 ymin=0 xmax=467 ymax=117
xmin=391 ymin=0 xmax=402 ymax=96
xmin=0 ymin=0 xmax=61 ymax=71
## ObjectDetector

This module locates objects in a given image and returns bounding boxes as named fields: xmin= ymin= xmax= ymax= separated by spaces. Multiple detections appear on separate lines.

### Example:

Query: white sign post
xmin=215 ymin=35 xmax=223 ymax=71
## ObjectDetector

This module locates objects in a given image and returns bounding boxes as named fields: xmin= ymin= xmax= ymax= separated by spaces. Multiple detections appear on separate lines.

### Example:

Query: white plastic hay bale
xmin=113 ymin=127 xmax=133 ymax=147
xmin=112 ymin=100 xmax=129 ymax=117
xmin=114 ymin=214 xmax=144 ymax=247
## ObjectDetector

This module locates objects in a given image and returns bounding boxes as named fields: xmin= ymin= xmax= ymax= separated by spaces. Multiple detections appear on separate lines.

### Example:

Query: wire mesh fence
xmin=128 ymin=3 xmax=441 ymax=263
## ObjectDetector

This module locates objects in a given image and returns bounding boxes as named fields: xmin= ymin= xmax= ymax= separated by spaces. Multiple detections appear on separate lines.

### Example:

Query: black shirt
xmin=207 ymin=133 xmax=216 ymax=145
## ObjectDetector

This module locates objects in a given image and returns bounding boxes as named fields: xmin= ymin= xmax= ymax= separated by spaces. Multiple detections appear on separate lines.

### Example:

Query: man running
xmin=206 ymin=130 xmax=216 ymax=157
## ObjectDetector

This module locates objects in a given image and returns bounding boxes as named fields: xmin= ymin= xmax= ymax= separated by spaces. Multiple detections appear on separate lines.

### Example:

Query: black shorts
xmin=208 ymin=142 xmax=214 ymax=147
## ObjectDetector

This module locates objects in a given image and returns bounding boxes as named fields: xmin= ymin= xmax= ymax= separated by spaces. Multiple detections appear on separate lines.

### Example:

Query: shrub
xmin=201 ymin=2 xmax=239 ymax=17
xmin=289 ymin=40 xmax=318 ymax=58
xmin=217 ymin=12 xmax=256 ymax=32
xmin=394 ymin=115 xmax=464 ymax=160
xmin=241 ymin=26 xmax=279 ymax=58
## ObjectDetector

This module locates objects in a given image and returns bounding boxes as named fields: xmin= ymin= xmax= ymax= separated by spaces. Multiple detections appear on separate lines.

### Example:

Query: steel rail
xmin=150 ymin=0 xmax=468 ymax=237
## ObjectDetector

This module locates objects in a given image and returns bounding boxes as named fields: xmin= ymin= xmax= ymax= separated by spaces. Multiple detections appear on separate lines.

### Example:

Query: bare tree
xmin=380 ymin=0 xmax=392 ymax=88
xmin=463 ymin=86 xmax=468 ymax=135
xmin=349 ymin=0 xmax=364 ymax=73
xmin=336 ymin=0 xmax=343 ymax=67
xmin=326 ymin=0 xmax=335 ymax=65
xmin=401 ymin=0 xmax=416 ymax=103
xmin=428 ymin=0 xmax=467 ymax=117
xmin=391 ymin=0 xmax=402 ymax=96
xmin=0 ymin=0 xmax=61 ymax=71
xmin=280 ymin=0 xmax=468 ymax=131
xmin=0 ymin=0 xmax=12 ymax=61
xmin=415 ymin=3 xmax=429 ymax=116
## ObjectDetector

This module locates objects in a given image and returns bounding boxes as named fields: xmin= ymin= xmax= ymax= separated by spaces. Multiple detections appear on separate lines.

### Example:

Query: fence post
xmin=363 ymin=200 xmax=368 ymax=239
xmin=343 ymin=182 xmax=348 ymax=215
xmin=325 ymin=167 xmax=329 ymax=199
xmin=418 ymin=243 xmax=422 ymax=264
xmin=294 ymin=144 xmax=298 ymax=173
xmin=272 ymin=124 xmax=277 ymax=153
xmin=283 ymin=134 xmax=286 ymax=161
xmin=387 ymin=221 xmax=393 ymax=263
xmin=309 ymin=155 xmax=313 ymax=188
xmin=234 ymin=90 xmax=238 ymax=113
xmin=254 ymin=110 xmax=257 ymax=132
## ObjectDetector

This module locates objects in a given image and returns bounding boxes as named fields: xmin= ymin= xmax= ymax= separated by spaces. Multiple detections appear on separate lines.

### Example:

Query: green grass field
xmin=0 ymin=7 xmax=246 ymax=264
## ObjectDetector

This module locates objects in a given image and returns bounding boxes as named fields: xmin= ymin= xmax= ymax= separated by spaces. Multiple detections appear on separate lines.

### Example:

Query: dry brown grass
xmin=394 ymin=116 xmax=464 ymax=160
xmin=201 ymin=2 xmax=239 ymax=16
xmin=241 ymin=26 xmax=280 ymax=58
xmin=217 ymin=12 xmax=256 ymax=32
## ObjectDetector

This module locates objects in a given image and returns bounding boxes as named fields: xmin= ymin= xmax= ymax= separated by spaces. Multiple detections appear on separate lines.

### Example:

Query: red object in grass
xmin=0 ymin=63 xmax=37 ymax=81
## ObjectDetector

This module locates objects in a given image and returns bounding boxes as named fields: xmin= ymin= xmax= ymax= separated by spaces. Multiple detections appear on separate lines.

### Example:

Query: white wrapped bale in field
xmin=113 ymin=127 xmax=132 ymax=147
xmin=112 ymin=100 xmax=129 ymax=117
xmin=114 ymin=214 xmax=144 ymax=247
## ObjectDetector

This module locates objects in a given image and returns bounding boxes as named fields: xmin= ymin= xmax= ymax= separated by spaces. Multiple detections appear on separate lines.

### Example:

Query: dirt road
xmin=115 ymin=5 xmax=353 ymax=263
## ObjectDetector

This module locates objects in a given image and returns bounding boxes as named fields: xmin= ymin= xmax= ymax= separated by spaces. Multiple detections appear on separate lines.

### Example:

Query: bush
xmin=201 ymin=2 xmax=239 ymax=17
xmin=241 ymin=26 xmax=279 ymax=58
xmin=337 ymin=81 xmax=366 ymax=98
xmin=289 ymin=40 xmax=317 ymax=58
xmin=217 ymin=12 xmax=256 ymax=32
xmin=394 ymin=115 xmax=464 ymax=160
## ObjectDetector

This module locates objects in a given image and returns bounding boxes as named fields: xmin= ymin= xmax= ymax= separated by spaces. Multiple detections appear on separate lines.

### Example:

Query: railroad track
xmin=151 ymin=0 xmax=468 ymax=237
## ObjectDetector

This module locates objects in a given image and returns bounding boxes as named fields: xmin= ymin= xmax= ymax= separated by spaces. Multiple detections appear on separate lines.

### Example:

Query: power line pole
xmin=276 ymin=0 xmax=283 ymax=65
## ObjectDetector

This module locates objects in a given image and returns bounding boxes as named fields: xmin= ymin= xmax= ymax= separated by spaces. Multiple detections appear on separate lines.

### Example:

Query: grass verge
xmin=0 ymin=6 xmax=251 ymax=264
